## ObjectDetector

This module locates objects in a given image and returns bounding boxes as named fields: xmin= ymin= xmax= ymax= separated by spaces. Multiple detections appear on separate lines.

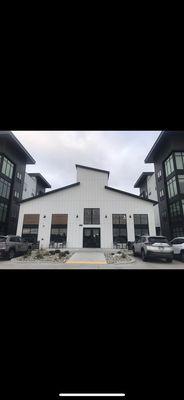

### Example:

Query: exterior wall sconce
xmin=129 ymin=215 xmax=132 ymax=218
xmin=76 ymin=215 xmax=79 ymax=218
xmin=43 ymin=215 xmax=46 ymax=219
xmin=105 ymin=215 xmax=107 ymax=218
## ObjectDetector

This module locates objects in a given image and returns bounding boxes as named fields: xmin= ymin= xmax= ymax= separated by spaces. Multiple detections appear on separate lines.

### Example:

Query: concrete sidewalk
xmin=65 ymin=250 xmax=107 ymax=265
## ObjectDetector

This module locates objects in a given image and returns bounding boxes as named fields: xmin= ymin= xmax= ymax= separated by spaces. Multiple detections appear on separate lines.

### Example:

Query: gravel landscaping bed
xmin=104 ymin=250 xmax=135 ymax=264
xmin=11 ymin=249 xmax=74 ymax=263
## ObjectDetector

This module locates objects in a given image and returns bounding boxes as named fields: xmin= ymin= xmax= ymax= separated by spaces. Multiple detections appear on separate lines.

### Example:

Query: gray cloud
xmin=13 ymin=131 xmax=161 ymax=195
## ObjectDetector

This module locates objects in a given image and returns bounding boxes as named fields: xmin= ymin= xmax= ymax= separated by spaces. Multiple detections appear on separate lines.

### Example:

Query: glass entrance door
xmin=83 ymin=228 xmax=100 ymax=248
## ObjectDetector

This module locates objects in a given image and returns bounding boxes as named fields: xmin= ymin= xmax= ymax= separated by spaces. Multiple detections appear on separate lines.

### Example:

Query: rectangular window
xmin=0 ymin=202 xmax=8 ymax=222
xmin=134 ymin=214 xmax=148 ymax=225
xmin=157 ymin=170 xmax=162 ymax=179
xmin=182 ymin=200 xmax=184 ymax=215
xmin=164 ymin=154 xmax=174 ymax=177
xmin=170 ymin=202 xmax=181 ymax=218
xmin=84 ymin=208 xmax=100 ymax=225
xmin=22 ymin=225 xmax=39 ymax=243
xmin=160 ymin=189 xmax=164 ymax=198
xmin=16 ymin=172 xmax=22 ymax=181
xmin=112 ymin=214 xmax=127 ymax=224
xmin=178 ymin=175 xmax=184 ymax=194
xmin=14 ymin=191 xmax=20 ymax=199
xmin=134 ymin=214 xmax=149 ymax=240
xmin=112 ymin=214 xmax=127 ymax=244
xmin=1 ymin=156 xmax=14 ymax=179
xmin=50 ymin=225 xmax=67 ymax=243
xmin=167 ymin=176 xmax=178 ymax=198
xmin=175 ymin=152 xmax=184 ymax=170
xmin=0 ymin=177 xmax=11 ymax=199
xmin=161 ymin=210 xmax=167 ymax=220
xmin=172 ymin=226 xmax=184 ymax=238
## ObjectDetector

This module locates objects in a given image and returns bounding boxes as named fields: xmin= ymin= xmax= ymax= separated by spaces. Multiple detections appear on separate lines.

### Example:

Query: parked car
xmin=0 ymin=235 xmax=32 ymax=260
xmin=170 ymin=237 xmax=184 ymax=262
xmin=132 ymin=236 xmax=174 ymax=262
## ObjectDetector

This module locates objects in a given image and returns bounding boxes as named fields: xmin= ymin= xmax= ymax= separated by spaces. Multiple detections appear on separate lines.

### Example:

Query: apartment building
xmin=145 ymin=131 xmax=184 ymax=239
xmin=0 ymin=131 xmax=35 ymax=235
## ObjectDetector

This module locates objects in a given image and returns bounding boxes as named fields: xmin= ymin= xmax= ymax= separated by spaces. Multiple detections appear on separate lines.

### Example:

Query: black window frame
xmin=178 ymin=175 xmax=184 ymax=194
xmin=134 ymin=214 xmax=149 ymax=240
xmin=112 ymin=214 xmax=127 ymax=244
xmin=22 ymin=224 xmax=39 ymax=243
xmin=172 ymin=226 xmax=184 ymax=238
xmin=50 ymin=224 xmax=67 ymax=244
xmin=169 ymin=201 xmax=181 ymax=218
xmin=1 ymin=155 xmax=14 ymax=180
xmin=0 ymin=201 xmax=8 ymax=223
xmin=164 ymin=153 xmax=174 ymax=178
xmin=0 ymin=177 xmax=11 ymax=200
xmin=175 ymin=152 xmax=184 ymax=171
xmin=167 ymin=176 xmax=178 ymax=199
xmin=84 ymin=208 xmax=100 ymax=225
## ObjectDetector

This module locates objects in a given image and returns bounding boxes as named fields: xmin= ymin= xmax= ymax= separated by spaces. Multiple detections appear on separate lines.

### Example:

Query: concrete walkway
xmin=65 ymin=249 xmax=107 ymax=265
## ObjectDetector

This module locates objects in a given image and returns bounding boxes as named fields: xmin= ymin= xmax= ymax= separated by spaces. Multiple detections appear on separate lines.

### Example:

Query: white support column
xmin=127 ymin=214 xmax=135 ymax=242
xmin=37 ymin=213 xmax=52 ymax=249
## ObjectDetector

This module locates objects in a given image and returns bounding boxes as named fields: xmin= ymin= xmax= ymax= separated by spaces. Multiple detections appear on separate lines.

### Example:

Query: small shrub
xmin=111 ymin=252 xmax=115 ymax=255
xmin=34 ymin=251 xmax=44 ymax=260
xmin=59 ymin=250 xmax=70 ymax=258
xmin=43 ymin=251 xmax=50 ymax=256
xmin=121 ymin=252 xmax=126 ymax=258
xmin=23 ymin=253 xmax=29 ymax=259
xmin=117 ymin=251 xmax=122 ymax=254
xmin=49 ymin=250 xmax=55 ymax=255
xmin=55 ymin=249 xmax=61 ymax=254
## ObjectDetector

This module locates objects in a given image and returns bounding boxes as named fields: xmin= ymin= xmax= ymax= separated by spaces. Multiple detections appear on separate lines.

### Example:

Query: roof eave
xmin=134 ymin=172 xmax=154 ymax=188
xmin=0 ymin=131 xmax=36 ymax=164
xmin=144 ymin=131 xmax=166 ymax=163
xmin=19 ymin=182 xmax=80 ymax=204
xmin=105 ymin=185 xmax=157 ymax=204
xmin=28 ymin=173 xmax=51 ymax=188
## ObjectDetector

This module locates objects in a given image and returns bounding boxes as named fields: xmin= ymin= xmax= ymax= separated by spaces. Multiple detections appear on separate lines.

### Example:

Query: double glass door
xmin=83 ymin=228 xmax=100 ymax=248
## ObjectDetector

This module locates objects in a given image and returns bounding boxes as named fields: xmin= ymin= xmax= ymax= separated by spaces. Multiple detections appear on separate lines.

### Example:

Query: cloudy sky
xmin=13 ymin=131 xmax=161 ymax=195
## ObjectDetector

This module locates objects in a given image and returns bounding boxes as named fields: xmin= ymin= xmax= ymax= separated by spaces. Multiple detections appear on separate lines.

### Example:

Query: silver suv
xmin=132 ymin=236 xmax=174 ymax=262
xmin=170 ymin=237 xmax=184 ymax=262
xmin=0 ymin=235 xmax=32 ymax=260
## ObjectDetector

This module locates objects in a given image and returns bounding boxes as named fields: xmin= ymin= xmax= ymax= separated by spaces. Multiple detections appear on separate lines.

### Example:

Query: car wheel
xmin=141 ymin=249 xmax=147 ymax=261
xmin=166 ymin=258 xmax=173 ymax=263
xmin=8 ymin=248 xmax=15 ymax=260
xmin=180 ymin=251 xmax=184 ymax=262
xmin=132 ymin=247 xmax=137 ymax=256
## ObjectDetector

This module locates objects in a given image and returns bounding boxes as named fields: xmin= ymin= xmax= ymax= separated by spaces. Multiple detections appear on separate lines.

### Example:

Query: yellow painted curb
xmin=65 ymin=260 xmax=107 ymax=264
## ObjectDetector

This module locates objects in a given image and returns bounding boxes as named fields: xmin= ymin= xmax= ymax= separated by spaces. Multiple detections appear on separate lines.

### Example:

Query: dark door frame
xmin=83 ymin=228 xmax=101 ymax=248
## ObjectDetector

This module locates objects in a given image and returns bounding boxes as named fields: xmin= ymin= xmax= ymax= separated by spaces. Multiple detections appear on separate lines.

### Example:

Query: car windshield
xmin=148 ymin=237 xmax=168 ymax=244
xmin=0 ymin=236 xmax=7 ymax=242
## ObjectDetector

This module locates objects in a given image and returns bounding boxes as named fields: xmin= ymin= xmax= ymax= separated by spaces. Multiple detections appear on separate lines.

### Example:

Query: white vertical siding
xmin=147 ymin=174 xmax=160 ymax=228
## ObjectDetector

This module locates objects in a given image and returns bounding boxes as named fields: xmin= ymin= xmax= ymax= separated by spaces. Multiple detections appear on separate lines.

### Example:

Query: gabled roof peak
xmin=76 ymin=164 xmax=110 ymax=176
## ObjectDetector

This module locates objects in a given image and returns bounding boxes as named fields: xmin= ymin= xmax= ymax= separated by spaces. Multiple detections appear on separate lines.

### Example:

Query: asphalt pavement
xmin=0 ymin=256 xmax=184 ymax=269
